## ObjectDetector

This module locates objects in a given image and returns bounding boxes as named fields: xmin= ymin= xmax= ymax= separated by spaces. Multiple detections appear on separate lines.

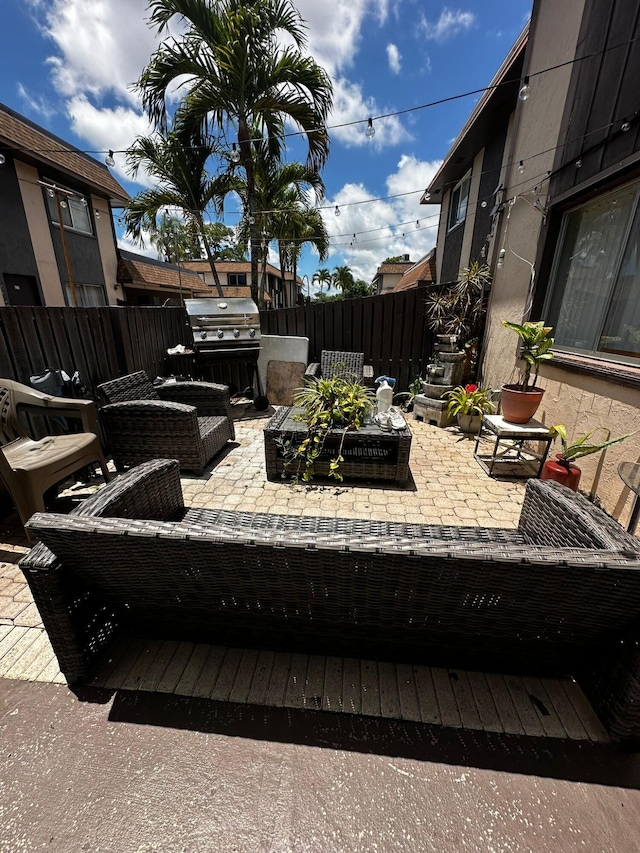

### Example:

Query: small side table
xmin=618 ymin=462 xmax=640 ymax=534
xmin=474 ymin=414 xmax=553 ymax=479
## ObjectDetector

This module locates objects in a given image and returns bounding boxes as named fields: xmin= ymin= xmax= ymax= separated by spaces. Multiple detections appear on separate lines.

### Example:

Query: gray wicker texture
xmin=264 ymin=405 xmax=411 ymax=483
xmin=305 ymin=350 xmax=375 ymax=387
xmin=98 ymin=371 xmax=234 ymax=474
xmin=20 ymin=460 xmax=640 ymax=743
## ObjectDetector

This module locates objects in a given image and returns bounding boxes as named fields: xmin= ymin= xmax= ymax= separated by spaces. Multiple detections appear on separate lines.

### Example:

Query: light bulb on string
xmin=352 ymin=233 xmax=357 ymax=242
xmin=622 ymin=120 xmax=632 ymax=132
xmin=481 ymin=200 xmax=487 ymax=208
xmin=575 ymin=159 xmax=582 ymax=168
xmin=95 ymin=209 xmax=101 ymax=219
xmin=415 ymin=220 xmax=420 ymax=229
xmin=518 ymin=76 xmax=531 ymax=101
xmin=105 ymin=150 xmax=115 ymax=167
xmin=81 ymin=197 xmax=88 ymax=207
xmin=497 ymin=248 xmax=506 ymax=269
xmin=424 ymin=192 xmax=431 ymax=201
xmin=230 ymin=143 xmax=241 ymax=163
xmin=47 ymin=187 xmax=55 ymax=198
xmin=334 ymin=205 xmax=341 ymax=217
xmin=59 ymin=199 xmax=68 ymax=209
xmin=0 ymin=153 xmax=5 ymax=166
xmin=365 ymin=118 xmax=375 ymax=139
xmin=249 ymin=215 xmax=255 ymax=225
xmin=517 ymin=160 xmax=525 ymax=174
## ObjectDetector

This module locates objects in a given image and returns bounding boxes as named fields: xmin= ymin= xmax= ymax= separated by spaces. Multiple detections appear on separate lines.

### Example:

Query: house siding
xmin=0 ymin=155 xmax=42 ymax=305
xmin=470 ymin=128 xmax=509 ymax=262
xmin=440 ymin=221 xmax=465 ymax=285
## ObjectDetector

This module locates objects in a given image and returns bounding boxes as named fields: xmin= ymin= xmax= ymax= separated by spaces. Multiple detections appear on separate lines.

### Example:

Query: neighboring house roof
xmin=375 ymin=262 xmax=414 ymax=276
xmin=0 ymin=102 xmax=129 ymax=206
xmin=421 ymin=24 xmax=528 ymax=204
xmin=182 ymin=259 xmax=285 ymax=278
xmin=117 ymin=250 xmax=206 ymax=293
xmin=392 ymin=250 xmax=437 ymax=292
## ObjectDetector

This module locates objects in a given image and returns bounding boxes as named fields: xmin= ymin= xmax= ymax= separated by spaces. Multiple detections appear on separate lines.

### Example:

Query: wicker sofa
xmin=21 ymin=458 xmax=640 ymax=743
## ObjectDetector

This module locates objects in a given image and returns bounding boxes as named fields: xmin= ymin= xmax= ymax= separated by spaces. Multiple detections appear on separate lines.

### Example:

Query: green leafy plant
xmin=424 ymin=262 xmax=491 ymax=341
xmin=279 ymin=373 xmax=375 ymax=482
xmin=445 ymin=384 xmax=494 ymax=417
xmin=548 ymin=425 xmax=633 ymax=468
xmin=502 ymin=320 xmax=554 ymax=392
xmin=394 ymin=376 xmax=422 ymax=412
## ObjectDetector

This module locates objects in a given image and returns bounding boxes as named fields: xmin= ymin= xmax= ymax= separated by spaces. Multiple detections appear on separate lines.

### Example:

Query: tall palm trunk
xmin=193 ymin=211 xmax=224 ymax=296
xmin=239 ymin=119 xmax=261 ymax=308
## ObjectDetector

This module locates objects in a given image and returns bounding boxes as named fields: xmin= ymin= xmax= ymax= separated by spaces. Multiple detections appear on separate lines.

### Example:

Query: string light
xmin=230 ymin=143 xmax=240 ymax=163
xmin=481 ymin=201 xmax=487 ymax=208
xmin=415 ymin=220 xmax=420 ymax=229
xmin=622 ymin=120 xmax=631 ymax=132
xmin=575 ymin=159 xmax=582 ymax=168
xmin=518 ymin=76 xmax=531 ymax=101
xmin=497 ymin=248 xmax=506 ymax=269
xmin=47 ymin=187 xmax=55 ymax=197
xmin=517 ymin=160 xmax=525 ymax=174
xmin=334 ymin=205 xmax=341 ymax=217
xmin=95 ymin=210 xmax=101 ymax=219
xmin=423 ymin=191 xmax=431 ymax=202
xmin=365 ymin=118 xmax=375 ymax=139
xmin=59 ymin=200 xmax=68 ymax=209
xmin=0 ymin=153 xmax=5 ymax=165
xmin=105 ymin=150 xmax=115 ymax=167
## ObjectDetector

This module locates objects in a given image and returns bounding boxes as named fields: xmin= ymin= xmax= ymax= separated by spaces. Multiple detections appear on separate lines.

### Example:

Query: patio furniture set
xmin=5 ymin=349 xmax=640 ymax=744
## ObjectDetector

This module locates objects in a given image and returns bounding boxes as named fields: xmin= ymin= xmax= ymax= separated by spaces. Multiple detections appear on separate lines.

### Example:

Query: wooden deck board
xmin=284 ymin=653 xmax=309 ymax=709
xmin=484 ymin=672 xmax=525 ymax=736
xmin=431 ymin=667 xmax=462 ymax=728
xmin=191 ymin=645 xmax=227 ymax=699
xmin=342 ymin=657 xmax=362 ymax=715
xmin=322 ymin=656 xmax=343 ymax=713
xmin=265 ymin=652 xmax=292 ymax=707
xmin=229 ymin=648 xmax=260 ymax=705
xmin=413 ymin=665 xmax=441 ymax=726
xmin=360 ymin=660 xmax=381 ymax=717
xmin=304 ymin=655 xmax=326 ymax=711
xmin=246 ymin=650 xmax=276 ymax=706
xmin=395 ymin=663 xmax=421 ymax=723
xmin=210 ymin=647 xmax=244 ymax=702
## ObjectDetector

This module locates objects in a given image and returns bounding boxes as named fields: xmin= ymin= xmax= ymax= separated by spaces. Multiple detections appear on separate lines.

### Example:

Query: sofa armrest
xmin=100 ymin=399 xmax=197 ymax=427
xmin=19 ymin=459 xmax=183 ymax=682
xmin=20 ymin=396 xmax=99 ymax=434
xmin=305 ymin=363 xmax=320 ymax=379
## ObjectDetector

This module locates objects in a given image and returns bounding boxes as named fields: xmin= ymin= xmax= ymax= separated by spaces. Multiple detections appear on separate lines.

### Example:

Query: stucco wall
xmin=482 ymin=0 xmax=587 ymax=389
xmin=533 ymin=364 xmax=640 ymax=523
xmin=93 ymin=196 xmax=120 ymax=306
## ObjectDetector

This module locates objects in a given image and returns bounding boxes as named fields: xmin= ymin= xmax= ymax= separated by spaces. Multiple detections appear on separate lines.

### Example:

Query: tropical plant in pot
xmin=445 ymin=384 xmax=494 ymax=434
xmin=541 ymin=424 xmax=633 ymax=491
xmin=501 ymin=320 xmax=554 ymax=423
xmin=275 ymin=372 xmax=375 ymax=483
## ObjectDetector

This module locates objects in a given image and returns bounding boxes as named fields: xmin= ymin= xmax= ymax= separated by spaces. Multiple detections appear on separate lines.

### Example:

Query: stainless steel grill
xmin=184 ymin=297 xmax=261 ymax=361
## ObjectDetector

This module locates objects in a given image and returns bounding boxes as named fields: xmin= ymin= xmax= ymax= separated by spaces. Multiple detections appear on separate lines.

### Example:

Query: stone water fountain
xmin=413 ymin=335 xmax=466 ymax=427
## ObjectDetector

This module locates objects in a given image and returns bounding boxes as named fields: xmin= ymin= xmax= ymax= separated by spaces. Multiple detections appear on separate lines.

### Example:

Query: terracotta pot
xmin=500 ymin=384 xmax=545 ymax=424
xmin=540 ymin=455 xmax=582 ymax=491
xmin=457 ymin=413 xmax=482 ymax=434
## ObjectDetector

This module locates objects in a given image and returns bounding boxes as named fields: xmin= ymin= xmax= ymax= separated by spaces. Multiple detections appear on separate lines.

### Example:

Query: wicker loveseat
xmin=21 ymin=459 xmax=640 ymax=742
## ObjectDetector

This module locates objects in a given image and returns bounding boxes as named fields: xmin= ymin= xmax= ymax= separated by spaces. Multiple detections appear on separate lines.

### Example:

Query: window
xmin=64 ymin=283 xmax=107 ymax=307
xmin=545 ymin=181 xmax=640 ymax=364
xmin=448 ymin=171 xmax=471 ymax=231
xmin=228 ymin=273 xmax=247 ymax=286
xmin=45 ymin=186 xmax=93 ymax=235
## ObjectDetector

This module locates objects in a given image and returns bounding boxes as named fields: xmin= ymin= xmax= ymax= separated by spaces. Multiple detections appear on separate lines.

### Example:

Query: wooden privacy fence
xmin=0 ymin=306 xmax=189 ymax=397
xmin=260 ymin=287 xmax=433 ymax=392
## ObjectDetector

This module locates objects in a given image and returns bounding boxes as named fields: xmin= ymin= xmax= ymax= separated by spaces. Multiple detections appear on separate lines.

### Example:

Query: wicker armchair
xmin=305 ymin=350 xmax=375 ymax=388
xmin=21 ymin=460 xmax=640 ymax=743
xmin=97 ymin=370 xmax=234 ymax=475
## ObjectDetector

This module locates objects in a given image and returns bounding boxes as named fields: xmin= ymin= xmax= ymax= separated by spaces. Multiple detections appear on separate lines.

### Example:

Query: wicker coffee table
xmin=264 ymin=406 xmax=412 ymax=483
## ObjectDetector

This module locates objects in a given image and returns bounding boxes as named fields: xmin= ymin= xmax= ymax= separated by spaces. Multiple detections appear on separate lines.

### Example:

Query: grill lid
xmin=184 ymin=297 xmax=261 ymax=351
xmin=184 ymin=297 xmax=258 ymax=319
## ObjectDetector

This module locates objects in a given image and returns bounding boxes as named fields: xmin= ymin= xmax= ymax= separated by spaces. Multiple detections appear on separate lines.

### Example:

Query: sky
xmin=1 ymin=0 xmax=532 ymax=291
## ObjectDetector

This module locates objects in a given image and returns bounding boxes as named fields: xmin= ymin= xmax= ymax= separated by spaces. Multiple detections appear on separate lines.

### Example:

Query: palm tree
xmin=312 ymin=268 xmax=332 ymax=296
xmin=332 ymin=265 xmax=354 ymax=294
xmin=123 ymin=123 xmax=226 ymax=295
xmin=136 ymin=0 xmax=333 ymax=305
xmin=277 ymin=207 xmax=329 ymax=303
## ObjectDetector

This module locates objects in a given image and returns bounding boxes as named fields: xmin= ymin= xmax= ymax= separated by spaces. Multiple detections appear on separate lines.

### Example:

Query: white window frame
xmin=448 ymin=170 xmax=471 ymax=232
xmin=44 ymin=183 xmax=94 ymax=236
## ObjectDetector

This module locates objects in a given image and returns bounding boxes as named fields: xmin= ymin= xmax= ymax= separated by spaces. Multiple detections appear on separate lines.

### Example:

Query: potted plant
xmin=276 ymin=373 xmax=375 ymax=482
xmin=541 ymin=424 xmax=633 ymax=491
xmin=501 ymin=320 xmax=554 ymax=423
xmin=445 ymin=383 xmax=494 ymax=434
xmin=394 ymin=376 xmax=422 ymax=412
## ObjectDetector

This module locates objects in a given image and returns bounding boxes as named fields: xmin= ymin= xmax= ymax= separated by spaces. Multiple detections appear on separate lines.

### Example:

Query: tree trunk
xmin=194 ymin=212 xmax=224 ymax=297
xmin=238 ymin=119 xmax=261 ymax=308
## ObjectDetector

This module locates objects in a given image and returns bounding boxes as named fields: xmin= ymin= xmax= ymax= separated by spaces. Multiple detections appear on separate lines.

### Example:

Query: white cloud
xmin=329 ymin=78 xmax=406 ymax=148
xmin=320 ymin=155 xmax=442 ymax=282
xmin=16 ymin=84 xmax=56 ymax=120
xmin=386 ymin=43 xmax=401 ymax=75
xmin=66 ymin=95 xmax=153 ymax=185
xmin=420 ymin=8 xmax=476 ymax=42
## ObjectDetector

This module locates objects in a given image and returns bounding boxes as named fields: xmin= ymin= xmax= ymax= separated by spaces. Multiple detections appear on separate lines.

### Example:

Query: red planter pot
xmin=540 ymin=455 xmax=582 ymax=491
xmin=501 ymin=384 xmax=545 ymax=424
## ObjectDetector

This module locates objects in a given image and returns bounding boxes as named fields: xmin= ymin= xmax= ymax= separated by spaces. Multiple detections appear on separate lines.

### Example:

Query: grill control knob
xmin=233 ymin=328 xmax=240 ymax=338
xmin=200 ymin=331 xmax=207 ymax=340
xmin=216 ymin=328 xmax=224 ymax=339
xmin=249 ymin=328 xmax=256 ymax=338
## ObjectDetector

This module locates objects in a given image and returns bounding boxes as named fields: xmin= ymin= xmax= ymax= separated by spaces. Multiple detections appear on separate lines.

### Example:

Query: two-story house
xmin=0 ymin=103 xmax=129 ymax=307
